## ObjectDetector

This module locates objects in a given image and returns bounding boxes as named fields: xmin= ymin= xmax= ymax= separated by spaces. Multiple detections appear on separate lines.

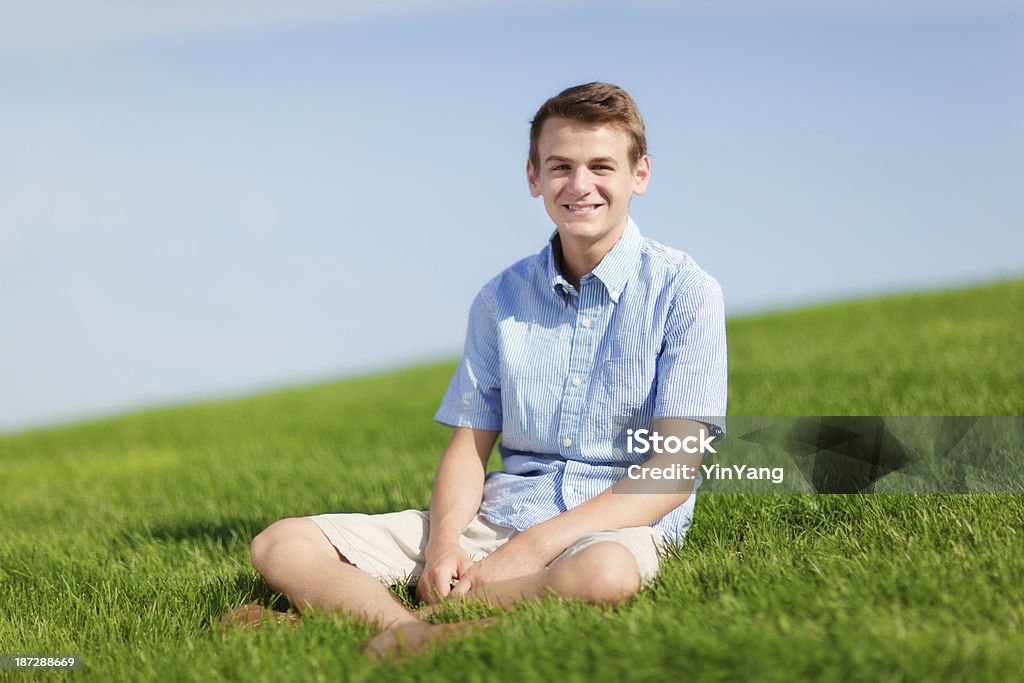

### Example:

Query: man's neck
xmin=556 ymin=222 xmax=627 ymax=289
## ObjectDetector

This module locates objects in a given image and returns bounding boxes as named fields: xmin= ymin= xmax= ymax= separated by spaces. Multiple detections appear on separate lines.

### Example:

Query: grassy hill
xmin=1 ymin=279 xmax=1021 ymax=682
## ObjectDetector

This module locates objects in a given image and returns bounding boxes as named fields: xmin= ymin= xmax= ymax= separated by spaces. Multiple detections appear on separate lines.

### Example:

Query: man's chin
xmin=555 ymin=219 xmax=618 ymax=241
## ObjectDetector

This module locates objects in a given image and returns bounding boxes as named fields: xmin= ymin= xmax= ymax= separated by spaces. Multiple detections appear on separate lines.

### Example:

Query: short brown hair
xmin=529 ymin=82 xmax=647 ymax=171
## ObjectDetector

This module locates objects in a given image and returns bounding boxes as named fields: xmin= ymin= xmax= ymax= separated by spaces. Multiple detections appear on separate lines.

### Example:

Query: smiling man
xmin=228 ymin=82 xmax=727 ymax=658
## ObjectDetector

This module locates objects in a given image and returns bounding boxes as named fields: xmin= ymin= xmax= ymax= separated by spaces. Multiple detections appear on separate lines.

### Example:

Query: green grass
xmin=1 ymin=279 xmax=1022 ymax=682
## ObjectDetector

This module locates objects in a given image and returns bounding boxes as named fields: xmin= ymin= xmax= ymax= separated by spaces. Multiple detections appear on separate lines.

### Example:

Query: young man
xmin=227 ymin=82 xmax=727 ymax=658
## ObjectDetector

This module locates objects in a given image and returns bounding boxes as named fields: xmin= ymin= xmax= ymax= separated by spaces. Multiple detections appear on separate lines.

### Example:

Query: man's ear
xmin=526 ymin=159 xmax=541 ymax=198
xmin=632 ymin=155 xmax=651 ymax=196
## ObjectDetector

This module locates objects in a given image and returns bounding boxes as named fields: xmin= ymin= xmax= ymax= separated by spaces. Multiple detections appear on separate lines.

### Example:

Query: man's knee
xmin=250 ymin=517 xmax=330 ymax=576
xmin=549 ymin=542 xmax=642 ymax=605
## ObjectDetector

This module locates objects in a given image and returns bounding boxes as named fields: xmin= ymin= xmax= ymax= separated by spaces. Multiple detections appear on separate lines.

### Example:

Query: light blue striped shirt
xmin=435 ymin=217 xmax=727 ymax=544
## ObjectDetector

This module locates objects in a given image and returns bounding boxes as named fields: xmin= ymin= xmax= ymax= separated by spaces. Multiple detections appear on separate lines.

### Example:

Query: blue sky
xmin=1 ymin=1 xmax=1022 ymax=433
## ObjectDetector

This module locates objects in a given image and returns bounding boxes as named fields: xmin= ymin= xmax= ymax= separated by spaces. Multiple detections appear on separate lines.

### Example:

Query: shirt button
xmin=581 ymin=318 xmax=591 ymax=328
xmin=563 ymin=438 xmax=572 ymax=447
xmin=565 ymin=485 xmax=575 ymax=494
xmin=572 ymin=376 xmax=582 ymax=386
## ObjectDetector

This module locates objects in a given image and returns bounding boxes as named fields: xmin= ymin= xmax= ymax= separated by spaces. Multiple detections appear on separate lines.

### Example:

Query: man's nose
xmin=568 ymin=168 xmax=593 ymax=196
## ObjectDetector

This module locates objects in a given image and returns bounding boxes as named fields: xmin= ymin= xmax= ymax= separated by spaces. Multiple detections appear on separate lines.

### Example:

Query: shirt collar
xmin=545 ymin=217 xmax=643 ymax=304
xmin=546 ymin=234 xmax=572 ymax=297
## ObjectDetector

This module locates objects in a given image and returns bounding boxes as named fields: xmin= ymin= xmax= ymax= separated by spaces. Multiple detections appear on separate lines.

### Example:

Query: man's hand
xmin=448 ymin=533 xmax=548 ymax=599
xmin=420 ymin=427 xmax=497 ymax=604
xmin=418 ymin=543 xmax=473 ymax=605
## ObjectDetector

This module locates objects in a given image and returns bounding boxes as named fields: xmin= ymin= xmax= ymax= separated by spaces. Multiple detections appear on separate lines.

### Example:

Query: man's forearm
xmin=426 ymin=427 xmax=499 ymax=552
xmin=514 ymin=418 xmax=710 ymax=563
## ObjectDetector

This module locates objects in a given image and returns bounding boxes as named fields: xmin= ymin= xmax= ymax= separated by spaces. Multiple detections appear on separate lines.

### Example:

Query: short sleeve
xmin=434 ymin=286 xmax=503 ymax=430
xmin=654 ymin=275 xmax=728 ymax=434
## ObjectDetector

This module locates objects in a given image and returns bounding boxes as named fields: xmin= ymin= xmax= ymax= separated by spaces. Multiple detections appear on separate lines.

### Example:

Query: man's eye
xmin=593 ymin=165 xmax=613 ymax=171
xmin=551 ymin=165 xmax=570 ymax=171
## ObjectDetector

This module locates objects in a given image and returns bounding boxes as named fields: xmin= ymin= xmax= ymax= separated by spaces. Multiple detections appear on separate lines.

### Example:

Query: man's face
xmin=527 ymin=117 xmax=650 ymax=247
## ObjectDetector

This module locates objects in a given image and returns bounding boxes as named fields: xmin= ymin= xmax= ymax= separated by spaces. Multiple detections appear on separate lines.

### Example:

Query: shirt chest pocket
xmin=504 ymin=321 xmax=569 ymax=382
xmin=600 ymin=353 xmax=658 ymax=417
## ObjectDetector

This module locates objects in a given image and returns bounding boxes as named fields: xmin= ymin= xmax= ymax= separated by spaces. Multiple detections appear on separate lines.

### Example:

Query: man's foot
xmin=361 ymin=617 xmax=497 ymax=660
xmin=218 ymin=603 xmax=300 ymax=629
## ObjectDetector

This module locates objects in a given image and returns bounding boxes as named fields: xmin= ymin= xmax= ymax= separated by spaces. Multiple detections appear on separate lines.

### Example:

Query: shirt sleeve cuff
xmin=433 ymin=408 xmax=503 ymax=431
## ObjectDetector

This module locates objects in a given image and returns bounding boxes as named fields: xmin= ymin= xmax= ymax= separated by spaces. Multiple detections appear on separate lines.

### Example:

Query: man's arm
xmin=417 ymin=426 xmax=499 ymax=604
xmin=450 ymin=418 xmax=708 ymax=595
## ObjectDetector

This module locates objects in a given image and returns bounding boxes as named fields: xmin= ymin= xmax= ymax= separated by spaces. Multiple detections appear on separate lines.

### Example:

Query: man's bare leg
xmin=420 ymin=541 xmax=642 ymax=618
xmin=236 ymin=518 xmax=494 ymax=659
xmin=247 ymin=517 xmax=418 ymax=629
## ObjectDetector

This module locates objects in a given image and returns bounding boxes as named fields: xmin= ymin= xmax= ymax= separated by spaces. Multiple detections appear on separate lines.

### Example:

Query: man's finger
xmin=434 ymin=582 xmax=452 ymax=601
xmin=419 ymin=573 xmax=447 ymax=603
xmin=449 ymin=577 xmax=471 ymax=597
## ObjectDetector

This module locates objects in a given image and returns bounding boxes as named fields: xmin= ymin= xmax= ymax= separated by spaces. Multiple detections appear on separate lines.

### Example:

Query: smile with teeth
xmin=564 ymin=203 xmax=601 ymax=212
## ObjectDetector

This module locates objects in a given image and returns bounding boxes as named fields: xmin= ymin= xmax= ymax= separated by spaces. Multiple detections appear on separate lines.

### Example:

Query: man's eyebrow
xmin=543 ymin=155 xmax=619 ymax=164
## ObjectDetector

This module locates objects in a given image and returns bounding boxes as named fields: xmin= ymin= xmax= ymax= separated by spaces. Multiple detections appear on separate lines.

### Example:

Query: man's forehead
xmin=538 ymin=117 xmax=631 ymax=159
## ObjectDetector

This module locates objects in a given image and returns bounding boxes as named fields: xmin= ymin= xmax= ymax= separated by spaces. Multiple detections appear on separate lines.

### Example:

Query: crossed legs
xmin=247 ymin=517 xmax=643 ymax=628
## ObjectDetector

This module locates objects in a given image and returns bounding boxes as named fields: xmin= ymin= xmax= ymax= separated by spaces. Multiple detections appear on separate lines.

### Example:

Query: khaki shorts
xmin=306 ymin=509 xmax=664 ymax=587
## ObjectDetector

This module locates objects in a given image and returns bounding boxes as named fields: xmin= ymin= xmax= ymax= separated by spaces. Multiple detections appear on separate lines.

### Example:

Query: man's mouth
xmin=564 ymin=203 xmax=602 ymax=213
